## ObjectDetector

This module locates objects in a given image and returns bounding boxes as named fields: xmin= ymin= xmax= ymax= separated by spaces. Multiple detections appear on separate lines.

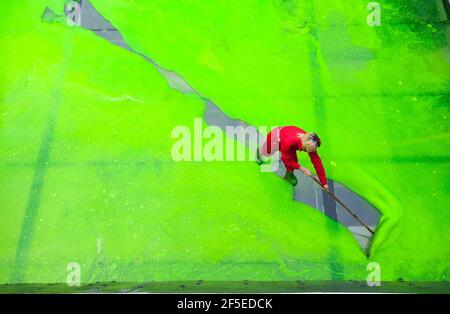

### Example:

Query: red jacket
xmin=279 ymin=126 xmax=328 ymax=186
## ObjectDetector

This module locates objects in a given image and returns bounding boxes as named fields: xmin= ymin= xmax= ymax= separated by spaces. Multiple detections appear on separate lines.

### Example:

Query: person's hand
xmin=300 ymin=167 xmax=312 ymax=177
xmin=323 ymin=184 xmax=329 ymax=192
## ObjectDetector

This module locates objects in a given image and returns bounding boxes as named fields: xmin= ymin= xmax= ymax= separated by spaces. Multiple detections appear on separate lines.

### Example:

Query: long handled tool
xmin=310 ymin=175 xmax=375 ymax=235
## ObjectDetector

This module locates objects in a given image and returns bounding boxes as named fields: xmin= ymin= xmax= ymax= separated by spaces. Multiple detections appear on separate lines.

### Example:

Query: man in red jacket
xmin=257 ymin=126 xmax=329 ymax=190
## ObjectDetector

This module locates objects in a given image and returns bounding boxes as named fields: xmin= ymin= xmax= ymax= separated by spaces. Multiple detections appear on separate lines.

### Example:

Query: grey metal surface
xmin=79 ymin=0 xmax=115 ymax=30
xmin=56 ymin=0 xmax=381 ymax=252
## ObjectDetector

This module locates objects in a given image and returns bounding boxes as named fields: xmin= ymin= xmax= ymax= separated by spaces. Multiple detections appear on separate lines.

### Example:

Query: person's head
xmin=302 ymin=132 xmax=321 ymax=153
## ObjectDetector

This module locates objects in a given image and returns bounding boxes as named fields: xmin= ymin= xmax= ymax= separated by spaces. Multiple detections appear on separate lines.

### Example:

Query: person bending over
xmin=257 ymin=126 xmax=328 ymax=190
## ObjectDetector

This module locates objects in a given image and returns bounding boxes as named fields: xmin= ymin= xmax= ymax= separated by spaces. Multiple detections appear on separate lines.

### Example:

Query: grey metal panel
xmin=333 ymin=182 xmax=381 ymax=227
xmin=80 ymin=0 xmax=115 ymax=30
xmin=93 ymin=30 xmax=130 ymax=50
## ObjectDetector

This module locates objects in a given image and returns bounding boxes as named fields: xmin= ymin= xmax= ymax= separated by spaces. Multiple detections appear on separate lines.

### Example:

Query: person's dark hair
xmin=308 ymin=132 xmax=321 ymax=147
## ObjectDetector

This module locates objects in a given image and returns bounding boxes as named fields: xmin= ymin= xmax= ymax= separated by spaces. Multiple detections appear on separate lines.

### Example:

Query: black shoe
xmin=284 ymin=172 xmax=298 ymax=186
xmin=256 ymin=148 xmax=264 ymax=165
